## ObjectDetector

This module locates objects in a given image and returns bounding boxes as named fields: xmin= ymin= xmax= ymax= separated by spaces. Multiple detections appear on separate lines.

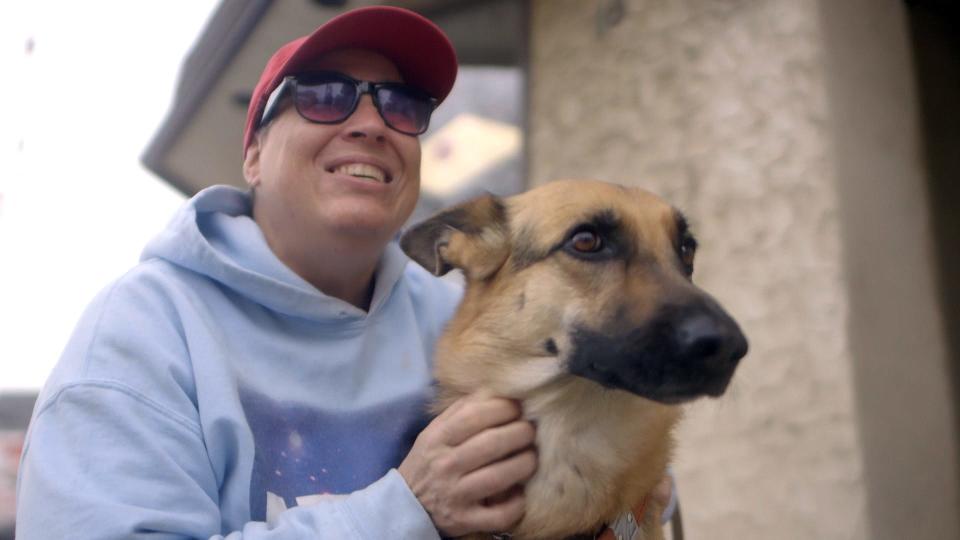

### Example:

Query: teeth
xmin=334 ymin=163 xmax=387 ymax=183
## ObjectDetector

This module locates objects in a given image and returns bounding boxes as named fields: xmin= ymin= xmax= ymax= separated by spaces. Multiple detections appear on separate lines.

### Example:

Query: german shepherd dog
xmin=401 ymin=179 xmax=748 ymax=540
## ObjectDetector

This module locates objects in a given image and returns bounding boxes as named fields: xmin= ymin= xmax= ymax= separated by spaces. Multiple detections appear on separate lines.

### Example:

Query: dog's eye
xmin=679 ymin=237 xmax=696 ymax=274
xmin=570 ymin=230 xmax=603 ymax=253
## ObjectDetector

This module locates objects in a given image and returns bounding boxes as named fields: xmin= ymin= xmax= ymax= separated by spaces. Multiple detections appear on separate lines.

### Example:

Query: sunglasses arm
xmin=259 ymin=77 xmax=294 ymax=128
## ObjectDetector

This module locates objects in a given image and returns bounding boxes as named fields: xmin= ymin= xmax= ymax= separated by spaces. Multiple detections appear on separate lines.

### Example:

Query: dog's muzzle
xmin=566 ymin=295 xmax=749 ymax=404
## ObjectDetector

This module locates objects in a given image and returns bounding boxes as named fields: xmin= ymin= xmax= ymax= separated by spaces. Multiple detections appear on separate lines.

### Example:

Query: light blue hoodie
xmin=16 ymin=186 xmax=461 ymax=539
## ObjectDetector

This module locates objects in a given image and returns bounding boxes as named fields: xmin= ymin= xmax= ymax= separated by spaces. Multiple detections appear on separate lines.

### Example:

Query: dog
xmin=400 ymin=179 xmax=748 ymax=540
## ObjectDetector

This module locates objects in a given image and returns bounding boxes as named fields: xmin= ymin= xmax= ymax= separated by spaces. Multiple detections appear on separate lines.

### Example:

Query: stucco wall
xmin=528 ymin=1 xmax=865 ymax=538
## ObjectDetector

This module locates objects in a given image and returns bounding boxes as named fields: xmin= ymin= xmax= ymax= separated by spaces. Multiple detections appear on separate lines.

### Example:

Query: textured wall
xmin=528 ymin=1 xmax=866 ymax=538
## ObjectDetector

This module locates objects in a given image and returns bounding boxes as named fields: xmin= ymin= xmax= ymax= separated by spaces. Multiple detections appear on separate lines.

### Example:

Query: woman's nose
xmin=343 ymin=94 xmax=388 ymax=141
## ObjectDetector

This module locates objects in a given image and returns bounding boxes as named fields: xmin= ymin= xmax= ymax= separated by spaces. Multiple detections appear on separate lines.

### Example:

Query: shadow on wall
xmin=907 ymin=0 xmax=960 ymax=448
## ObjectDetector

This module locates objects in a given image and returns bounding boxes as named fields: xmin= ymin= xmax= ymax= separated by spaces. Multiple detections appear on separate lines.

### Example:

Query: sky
xmin=0 ymin=2 xmax=218 ymax=391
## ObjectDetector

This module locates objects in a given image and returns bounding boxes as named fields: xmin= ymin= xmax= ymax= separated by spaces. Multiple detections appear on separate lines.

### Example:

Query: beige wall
xmin=527 ymin=0 xmax=957 ymax=538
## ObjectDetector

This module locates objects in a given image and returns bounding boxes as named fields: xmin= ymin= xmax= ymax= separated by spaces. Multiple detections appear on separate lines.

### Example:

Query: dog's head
xmin=401 ymin=179 xmax=748 ymax=405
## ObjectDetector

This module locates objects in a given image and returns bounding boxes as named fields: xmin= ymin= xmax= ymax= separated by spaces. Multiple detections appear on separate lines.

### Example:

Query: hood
xmin=140 ymin=185 xmax=409 ymax=321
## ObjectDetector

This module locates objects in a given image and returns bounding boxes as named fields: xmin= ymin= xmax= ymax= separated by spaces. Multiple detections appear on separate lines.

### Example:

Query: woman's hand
xmin=398 ymin=393 xmax=538 ymax=537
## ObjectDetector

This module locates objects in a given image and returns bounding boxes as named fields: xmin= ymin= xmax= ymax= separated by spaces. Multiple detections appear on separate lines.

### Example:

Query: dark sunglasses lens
xmin=294 ymin=80 xmax=357 ymax=123
xmin=376 ymin=86 xmax=433 ymax=135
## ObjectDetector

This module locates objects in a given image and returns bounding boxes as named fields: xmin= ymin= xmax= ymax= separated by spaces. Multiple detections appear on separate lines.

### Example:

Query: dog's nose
xmin=677 ymin=314 xmax=723 ymax=357
xmin=674 ymin=302 xmax=748 ymax=372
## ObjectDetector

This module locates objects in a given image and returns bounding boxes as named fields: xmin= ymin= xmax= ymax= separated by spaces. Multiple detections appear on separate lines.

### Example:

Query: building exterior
xmin=142 ymin=1 xmax=960 ymax=538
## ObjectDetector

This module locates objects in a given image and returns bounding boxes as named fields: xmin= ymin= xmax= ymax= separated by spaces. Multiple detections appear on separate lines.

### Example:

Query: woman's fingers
xmin=459 ymin=484 xmax=527 ymax=534
xmin=458 ymin=447 xmax=538 ymax=500
xmin=449 ymin=419 xmax=536 ymax=474
xmin=436 ymin=396 xmax=523 ymax=446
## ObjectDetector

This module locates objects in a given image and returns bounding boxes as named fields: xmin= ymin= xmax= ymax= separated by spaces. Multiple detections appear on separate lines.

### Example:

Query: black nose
xmin=675 ymin=311 xmax=748 ymax=372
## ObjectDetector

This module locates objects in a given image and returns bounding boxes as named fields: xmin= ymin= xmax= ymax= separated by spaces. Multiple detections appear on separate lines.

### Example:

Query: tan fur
xmin=403 ymin=179 xmax=728 ymax=539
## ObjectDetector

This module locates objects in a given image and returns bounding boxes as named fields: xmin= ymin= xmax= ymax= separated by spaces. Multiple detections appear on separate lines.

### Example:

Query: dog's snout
xmin=566 ymin=293 xmax=748 ymax=404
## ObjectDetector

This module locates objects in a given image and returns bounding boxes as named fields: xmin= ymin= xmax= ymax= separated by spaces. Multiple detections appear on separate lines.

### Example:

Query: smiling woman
xmin=243 ymin=48 xmax=426 ymax=308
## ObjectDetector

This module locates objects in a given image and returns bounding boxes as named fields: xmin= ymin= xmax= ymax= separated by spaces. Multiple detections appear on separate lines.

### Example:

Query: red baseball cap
xmin=243 ymin=5 xmax=458 ymax=156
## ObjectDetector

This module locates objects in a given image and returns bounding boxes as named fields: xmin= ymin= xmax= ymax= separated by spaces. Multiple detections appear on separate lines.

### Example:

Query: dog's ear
xmin=400 ymin=194 xmax=510 ymax=281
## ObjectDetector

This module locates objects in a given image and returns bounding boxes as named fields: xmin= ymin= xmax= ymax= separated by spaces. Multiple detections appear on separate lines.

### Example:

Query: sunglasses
xmin=259 ymin=72 xmax=438 ymax=136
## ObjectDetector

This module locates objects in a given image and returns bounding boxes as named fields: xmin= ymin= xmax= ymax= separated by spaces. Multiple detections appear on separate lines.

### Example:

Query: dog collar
xmin=595 ymin=494 xmax=648 ymax=540
xmin=490 ymin=495 xmax=649 ymax=540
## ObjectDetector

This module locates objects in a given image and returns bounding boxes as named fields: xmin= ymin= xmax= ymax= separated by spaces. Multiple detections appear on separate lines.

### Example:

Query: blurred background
xmin=1 ymin=1 xmax=958 ymax=539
